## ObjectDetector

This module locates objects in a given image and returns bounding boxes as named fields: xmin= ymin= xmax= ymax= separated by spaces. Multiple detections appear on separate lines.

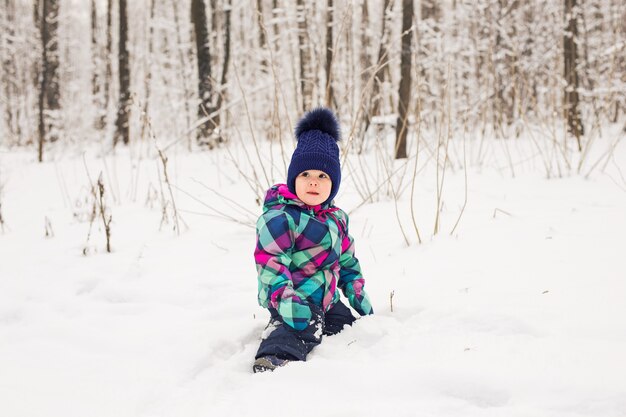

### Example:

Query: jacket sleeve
xmin=254 ymin=210 xmax=312 ymax=330
xmin=337 ymin=213 xmax=373 ymax=316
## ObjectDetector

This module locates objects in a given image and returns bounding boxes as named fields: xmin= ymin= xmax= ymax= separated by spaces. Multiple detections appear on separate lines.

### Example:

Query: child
xmin=253 ymin=107 xmax=373 ymax=373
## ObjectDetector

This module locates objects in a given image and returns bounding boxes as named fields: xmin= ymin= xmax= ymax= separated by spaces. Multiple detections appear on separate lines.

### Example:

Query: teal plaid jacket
xmin=254 ymin=184 xmax=373 ymax=330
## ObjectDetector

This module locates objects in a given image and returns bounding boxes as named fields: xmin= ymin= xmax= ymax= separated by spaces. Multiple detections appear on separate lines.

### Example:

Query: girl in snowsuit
xmin=253 ymin=108 xmax=373 ymax=373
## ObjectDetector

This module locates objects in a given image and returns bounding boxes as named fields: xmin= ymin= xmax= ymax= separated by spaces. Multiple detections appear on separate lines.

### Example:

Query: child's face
xmin=295 ymin=170 xmax=332 ymax=206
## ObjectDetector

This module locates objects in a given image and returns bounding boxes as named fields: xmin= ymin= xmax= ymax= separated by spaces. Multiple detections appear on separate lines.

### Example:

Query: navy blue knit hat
xmin=287 ymin=108 xmax=341 ymax=205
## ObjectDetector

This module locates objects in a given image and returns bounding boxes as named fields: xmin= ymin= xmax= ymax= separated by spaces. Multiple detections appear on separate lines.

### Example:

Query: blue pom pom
xmin=295 ymin=108 xmax=340 ymax=142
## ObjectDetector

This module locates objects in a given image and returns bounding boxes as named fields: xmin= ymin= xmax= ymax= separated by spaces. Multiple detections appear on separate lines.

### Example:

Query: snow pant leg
xmin=323 ymin=300 xmax=356 ymax=336
xmin=255 ymin=306 xmax=323 ymax=362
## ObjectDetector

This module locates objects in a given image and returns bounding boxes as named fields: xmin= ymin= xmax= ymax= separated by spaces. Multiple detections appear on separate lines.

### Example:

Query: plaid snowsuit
xmin=254 ymin=184 xmax=373 ymax=360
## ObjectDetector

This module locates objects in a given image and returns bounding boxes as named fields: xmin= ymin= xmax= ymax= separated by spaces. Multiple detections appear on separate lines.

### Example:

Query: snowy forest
xmin=1 ymin=1 xmax=626 ymax=416
xmin=2 ymin=0 xmax=624 ymax=157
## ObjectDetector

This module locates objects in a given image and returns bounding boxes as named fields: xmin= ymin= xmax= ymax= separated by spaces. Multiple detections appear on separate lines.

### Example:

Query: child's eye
xmin=300 ymin=172 xmax=309 ymax=177
xmin=319 ymin=173 xmax=327 ymax=179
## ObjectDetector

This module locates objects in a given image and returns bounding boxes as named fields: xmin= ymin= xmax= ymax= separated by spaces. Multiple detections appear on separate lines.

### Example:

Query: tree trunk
xmin=43 ymin=0 xmax=60 ymax=143
xmin=140 ymin=0 xmax=156 ymax=140
xmin=492 ymin=0 xmax=517 ymax=134
xmin=91 ymin=0 xmax=106 ymax=130
xmin=38 ymin=0 xmax=60 ymax=160
xmin=171 ymin=0 xmax=194 ymax=150
xmin=395 ymin=0 xmax=413 ymax=159
xmin=357 ymin=0 xmax=372 ymax=140
xmin=191 ymin=0 xmax=213 ymax=141
xmin=272 ymin=0 xmax=279 ymax=44
xmin=610 ymin=0 xmax=623 ymax=124
xmin=2 ymin=0 xmax=17 ymax=141
xmin=215 ymin=0 xmax=231 ymax=117
xmin=210 ymin=0 xmax=218 ymax=72
xmin=493 ymin=1 xmax=504 ymax=133
xmin=564 ymin=0 xmax=584 ymax=150
xmin=359 ymin=0 xmax=371 ymax=94
xmin=521 ymin=2 xmax=536 ymax=117
xmin=256 ymin=0 xmax=268 ymax=72
xmin=91 ymin=0 xmax=98 ymax=97
xmin=38 ymin=0 xmax=48 ymax=161
xmin=114 ymin=0 xmax=131 ymax=146
xmin=324 ymin=0 xmax=334 ymax=107
xmin=419 ymin=0 xmax=442 ymax=127
xmin=32 ymin=0 xmax=42 ymax=95
xmin=33 ymin=0 xmax=42 ymax=32
xmin=506 ymin=1 xmax=517 ymax=128
xmin=100 ymin=0 xmax=112 ymax=129
xmin=370 ymin=0 xmax=391 ymax=120
xmin=208 ymin=0 xmax=231 ymax=145
xmin=296 ymin=0 xmax=312 ymax=112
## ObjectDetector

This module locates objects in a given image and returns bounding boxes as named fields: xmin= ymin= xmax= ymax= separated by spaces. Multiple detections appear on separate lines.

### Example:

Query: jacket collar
xmin=264 ymin=184 xmax=339 ymax=219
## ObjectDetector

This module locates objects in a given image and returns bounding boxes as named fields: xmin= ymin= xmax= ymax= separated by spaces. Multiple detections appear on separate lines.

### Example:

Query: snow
xmin=1 ymin=135 xmax=626 ymax=417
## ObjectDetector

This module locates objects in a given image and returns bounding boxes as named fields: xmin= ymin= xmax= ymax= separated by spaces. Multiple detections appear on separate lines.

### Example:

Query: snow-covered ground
xmin=1 ymin=134 xmax=625 ymax=417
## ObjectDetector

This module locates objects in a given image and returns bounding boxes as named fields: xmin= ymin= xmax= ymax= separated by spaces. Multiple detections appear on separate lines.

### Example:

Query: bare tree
xmin=114 ymin=0 xmax=131 ymax=146
xmin=91 ymin=0 xmax=107 ymax=130
xmin=191 ymin=0 xmax=213 ymax=141
xmin=98 ymin=0 xmax=113 ymax=130
xmin=44 ymin=0 xmax=60 ymax=143
xmin=91 ymin=0 xmax=98 ymax=98
xmin=492 ymin=0 xmax=517 ymax=134
xmin=609 ymin=0 xmax=624 ymax=124
xmin=214 ymin=0 xmax=231 ymax=132
xmin=296 ymin=0 xmax=312 ymax=112
xmin=2 ymin=0 xmax=622 ymax=162
xmin=271 ymin=0 xmax=279 ymax=43
xmin=140 ymin=0 xmax=156 ymax=141
xmin=564 ymin=0 xmax=584 ymax=150
xmin=256 ymin=0 xmax=268 ymax=72
xmin=324 ymin=0 xmax=334 ymax=107
xmin=38 ymin=0 xmax=60 ymax=161
xmin=418 ymin=0 xmax=442 ymax=127
xmin=359 ymin=1 xmax=371 ymax=92
xmin=395 ymin=0 xmax=413 ymax=159
xmin=171 ymin=0 xmax=195 ymax=149
xmin=366 ymin=0 xmax=392 ymax=131
xmin=33 ymin=0 xmax=42 ymax=32
xmin=2 ymin=0 xmax=17 ymax=142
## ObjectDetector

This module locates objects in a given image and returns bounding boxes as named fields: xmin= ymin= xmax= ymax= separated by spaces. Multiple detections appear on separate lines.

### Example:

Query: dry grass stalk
xmin=450 ymin=115 xmax=469 ymax=236
xmin=97 ymin=173 xmax=112 ymax=253
xmin=433 ymin=64 xmax=453 ymax=236
xmin=142 ymin=106 xmax=186 ymax=235
xmin=44 ymin=216 xmax=54 ymax=238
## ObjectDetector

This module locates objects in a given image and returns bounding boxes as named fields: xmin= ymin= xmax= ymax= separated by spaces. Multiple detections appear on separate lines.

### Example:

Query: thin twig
xmin=97 ymin=172 xmax=112 ymax=253
xmin=410 ymin=77 xmax=423 ymax=244
xmin=434 ymin=63 xmax=452 ymax=235
xmin=143 ymin=106 xmax=185 ymax=235
xmin=170 ymin=183 xmax=254 ymax=227
xmin=492 ymin=208 xmax=512 ymax=218
xmin=232 ymin=62 xmax=271 ymax=188
xmin=450 ymin=118 xmax=468 ymax=236
xmin=156 ymin=148 xmax=182 ymax=235
xmin=372 ymin=127 xmax=410 ymax=246
xmin=190 ymin=177 xmax=257 ymax=217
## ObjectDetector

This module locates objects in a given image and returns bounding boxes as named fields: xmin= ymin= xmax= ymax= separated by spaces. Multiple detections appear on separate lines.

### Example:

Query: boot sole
xmin=252 ymin=357 xmax=288 ymax=373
